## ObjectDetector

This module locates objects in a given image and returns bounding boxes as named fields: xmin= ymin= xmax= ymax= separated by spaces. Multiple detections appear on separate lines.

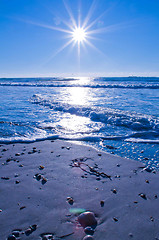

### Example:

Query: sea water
xmin=0 ymin=77 xmax=159 ymax=169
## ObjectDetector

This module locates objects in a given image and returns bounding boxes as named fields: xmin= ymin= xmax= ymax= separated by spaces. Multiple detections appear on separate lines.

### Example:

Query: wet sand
xmin=0 ymin=140 xmax=159 ymax=240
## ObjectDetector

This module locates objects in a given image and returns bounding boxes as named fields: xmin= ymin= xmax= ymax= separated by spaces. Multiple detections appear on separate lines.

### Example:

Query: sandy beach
xmin=0 ymin=140 xmax=159 ymax=240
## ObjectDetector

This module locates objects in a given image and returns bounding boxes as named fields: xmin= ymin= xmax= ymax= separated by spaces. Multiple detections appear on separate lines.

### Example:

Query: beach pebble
xmin=0 ymin=209 xmax=2 ymax=212
xmin=100 ymin=200 xmax=105 ymax=207
xmin=15 ymin=180 xmax=20 ymax=184
xmin=20 ymin=206 xmax=26 ymax=210
xmin=30 ymin=224 xmax=37 ymax=231
xmin=42 ymin=177 xmax=47 ymax=185
xmin=113 ymin=217 xmax=118 ymax=222
xmin=12 ymin=231 xmax=20 ymax=237
xmin=34 ymin=174 xmax=42 ymax=181
xmin=15 ymin=153 xmax=21 ymax=156
xmin=2 ymin=148 xmax=7 ymax=152
xmin=67 ymin=197 xmax=74 ymax=205
xmin=112 ymin=189 xmax=117 ymax=194
xmin=139 ymin=193 xmax=147 ymax=200
xmin=143 ymin=167 xmax=152 ymax=172
xmin=129 ymin=233 xmax=133 ymax=237
xmin=1 ymin=177 xmax=10 ymax=180
xmin=83 ymin=235 xmax=94 ymax=240
xmin=39 ymin=165 xmax=44 ymax=170
xmin=78 ymin=211 xmax=97 ymax=229
xmin=7 ymin=235 xmax=16 ymax=240
xmin=96 ymin=177 xmax=101 ymax=181
xmin=84 ymin=226 xmax=94 ymax=235
xmin=25 ymin=228 xmax=32 ymax=236
xmin=150 ymin=216 xmax=154 ymax=222
xmin=6 ymin=158 xmax=11 ymax=162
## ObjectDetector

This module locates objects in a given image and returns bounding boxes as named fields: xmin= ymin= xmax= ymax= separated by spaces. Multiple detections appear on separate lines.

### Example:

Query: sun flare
xmin=72 ymin=27 xmax=86 ymax=42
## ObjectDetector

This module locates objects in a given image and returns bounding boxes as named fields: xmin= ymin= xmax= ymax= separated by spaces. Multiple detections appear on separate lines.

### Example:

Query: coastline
xmin=0 ymin=140 xmax=159 ymax=240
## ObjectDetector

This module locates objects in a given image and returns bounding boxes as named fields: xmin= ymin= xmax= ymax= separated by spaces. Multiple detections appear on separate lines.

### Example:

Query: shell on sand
xmin=78 ymin=211 xmax=97 ymax=229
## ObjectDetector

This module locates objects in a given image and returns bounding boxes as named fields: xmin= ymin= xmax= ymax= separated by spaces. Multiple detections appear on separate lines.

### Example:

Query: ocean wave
xmin=0 ymin=82 xmax=159 ymax=89
xmin=30 ymin=94 xmax=159 ymax=133
xmin=0 ymin=132 xmax=159 ymax=145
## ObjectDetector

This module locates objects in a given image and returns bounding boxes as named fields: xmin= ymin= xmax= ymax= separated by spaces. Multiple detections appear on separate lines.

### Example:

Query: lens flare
xmin=72 ymin=27 xmax=86 ymax=42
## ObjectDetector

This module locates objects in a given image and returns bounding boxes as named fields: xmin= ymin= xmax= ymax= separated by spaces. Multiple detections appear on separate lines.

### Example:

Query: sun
xmin=72 ymin=27 xmax=86 ymax=42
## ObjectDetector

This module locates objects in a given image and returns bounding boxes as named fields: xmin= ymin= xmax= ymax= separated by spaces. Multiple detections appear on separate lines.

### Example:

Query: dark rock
xmin=129 ymin=233 xmax=133 ymax=238
xmin=39 ymin=165 xmax=44 ymax=170
xmin=84 ymin=226 xmax=94 ymax=235
xmin=112 ymin=189 xmax=117 ymax=194
xmin=20 ymin=206 xmax=26 ymax=210
xmin=2 ymin=148 xmax=7 ymax=152
xmin=42 ymin=177 xmax=47 ymax=185
xmin=78 ymin=211 xmax=97 ymax=229
xmin=83 ymin=236 xmax=94 ymax=240
xmin=113 ymin=217 xmax=118 ymax=222
xmin=1 ymin=177 xmax=10 ymax=180
xmin=7 ymin=235 xmax=16 ymax=240
xmin=15 ymin=153 xmax=21 ymax=156
xmin=35 ymin=174 xmax=42 ymax=181
xmin=67 ymin=197 xmax=74 ymax=205
xmin=100 ymin=200 xmax=105 ymax=207
xmin=96 ymin=177 xmax=101 ymax=181
xmin=30 ymin=224 xmax=37 ymax=231
xmin=139 ymin=193 xmax=147 ymax=200
xmin=6 ymin=158 xmax=11 ymax=162
xmin=12 ymin=231 xmax=20 ymax=237
xmin=143 ymin=167 xmax=152 ymax=173
xmin=25 ymin=228 xmax=32 ymax=236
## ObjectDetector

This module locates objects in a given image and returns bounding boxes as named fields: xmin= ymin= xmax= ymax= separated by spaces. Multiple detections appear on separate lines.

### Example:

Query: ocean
xmin=0 ymin=77 xmax=159 ymax=169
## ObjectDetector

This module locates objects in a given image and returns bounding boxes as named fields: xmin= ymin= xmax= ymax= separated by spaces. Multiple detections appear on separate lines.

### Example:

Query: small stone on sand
xmin=12 ymin=231 xmax=20 ymax=237
xmin=139 ymin=193 xmax=147 ymax=200
xmin=15 ymin=153 xmax=21 ymax=156
xmin=100 ymin=200 xmax=105 ymax=207
xmin=83 ymin=235 xmax=94 ymax=240
xmin=7 ymin=235 xmax=16 ymax=240
xmin=39 ymin=165 xmax=44 ymax=170
xmin=112 ymin=189 xmax=117 ymax=194
xmin=113 ymin=217 xmax=118 ymax=222
xmin=67 ymin=197 xmax=74 ymax=205
xmin=42 ymin=177 xmax=47 ymax=184
xmin=84 ymin=226 xmax=94 ymax=235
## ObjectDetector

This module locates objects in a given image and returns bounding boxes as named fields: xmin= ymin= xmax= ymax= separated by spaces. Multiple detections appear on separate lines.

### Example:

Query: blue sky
xmin=0 ymin=0 xmax=159 ymax=77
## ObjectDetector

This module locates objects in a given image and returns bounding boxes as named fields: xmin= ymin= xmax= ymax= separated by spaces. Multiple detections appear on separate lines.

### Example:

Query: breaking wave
xmin=30 ymin=94 xmax=159 ymax=134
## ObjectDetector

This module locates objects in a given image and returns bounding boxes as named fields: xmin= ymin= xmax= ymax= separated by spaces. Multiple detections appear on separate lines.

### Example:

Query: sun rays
xmin=17 ymin=0 xmax=127 ymax=69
